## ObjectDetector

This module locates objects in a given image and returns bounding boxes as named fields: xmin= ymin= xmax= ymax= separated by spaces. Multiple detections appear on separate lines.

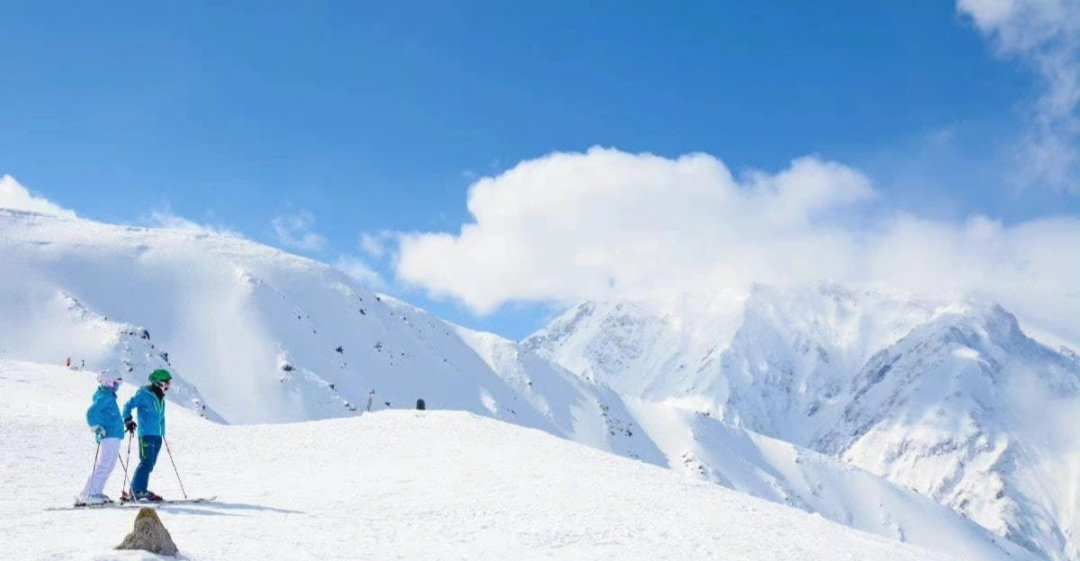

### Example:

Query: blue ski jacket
xmin=86 ymin=386 xmax=125 ymax=439
xmin=122 ymin=385 xmax=166 ymax=437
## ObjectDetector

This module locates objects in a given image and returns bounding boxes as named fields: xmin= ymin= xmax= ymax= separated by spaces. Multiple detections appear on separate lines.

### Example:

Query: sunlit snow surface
xmin=3 ymin=359 xmax=958 ymax=561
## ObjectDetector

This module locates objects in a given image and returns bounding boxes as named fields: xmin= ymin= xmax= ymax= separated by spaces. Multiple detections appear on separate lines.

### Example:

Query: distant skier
xmin=76 ymin=370 xmax=124 ymax=506
xmin=122 ymin=369 xmax=172 ymax=502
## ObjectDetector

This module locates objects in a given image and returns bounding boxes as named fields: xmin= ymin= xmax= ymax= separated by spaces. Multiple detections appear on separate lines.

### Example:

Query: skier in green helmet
xmin=121 ymin=369 xmax=172 ymax=502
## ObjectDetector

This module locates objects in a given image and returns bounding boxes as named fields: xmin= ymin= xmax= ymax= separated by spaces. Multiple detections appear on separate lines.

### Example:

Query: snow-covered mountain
xmin=460 ymin=324 xmax=1036 ymax=561
xmin=0 ymin=207 xmax=1066 ymax=560
xmin=526 ymin=287 xmax=1080 ymax=561
xmin=622 ymin=399 xmax=1034 ymax=560
xmin=822 ymin=304 xmax=1080 ymax=561
xmin=0 ymin=208 xmax=556 ymax=430
xmin=523 ymin=285 xmax=940 ymax=430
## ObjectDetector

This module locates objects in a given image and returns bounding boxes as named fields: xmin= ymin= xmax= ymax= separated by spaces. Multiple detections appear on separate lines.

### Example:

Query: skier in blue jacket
xmin=77 ymin=370 xmax=125 ymax=506
xmin=122 ymin=369 xmax=172 ymax=502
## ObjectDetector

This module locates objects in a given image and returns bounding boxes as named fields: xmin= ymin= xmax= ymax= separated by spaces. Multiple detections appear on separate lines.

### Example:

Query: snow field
xmin=1 ymin=359 xmax=951 ymax=561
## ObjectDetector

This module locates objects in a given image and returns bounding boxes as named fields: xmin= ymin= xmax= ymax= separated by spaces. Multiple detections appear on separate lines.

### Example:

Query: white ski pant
xmin=79 ymin=437 xmax=120 ymax=499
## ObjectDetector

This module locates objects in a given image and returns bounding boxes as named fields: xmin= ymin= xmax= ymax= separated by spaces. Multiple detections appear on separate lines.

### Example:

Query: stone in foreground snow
xmin=116 ymin=508 xmax=178 ymax=556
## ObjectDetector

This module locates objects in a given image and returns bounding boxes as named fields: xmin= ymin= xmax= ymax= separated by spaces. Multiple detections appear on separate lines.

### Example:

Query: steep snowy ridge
xmin=454 ymin=326 xmax=667 ymax=464
xmin=0 ymin=208 xmax=553 ymax=430
xmin=531 ymin=287 xmax=1080 ymax=561
xmin=464 ymin=327 xmax=1039 ymax=561
xmin=696 ymin=284 xmax=941 ymax=442
xmin=525 ymin=285 xmax=942 ymax=439
xmin=0 ymin=272 xmax=220 ymax=422
xmin=823 ymin=303 xmax=1080 ymax=561
xmin=624 ymin=400 xmax=1037 ymax=561
xmin=521 ymin=300 xmax=686 ymax=397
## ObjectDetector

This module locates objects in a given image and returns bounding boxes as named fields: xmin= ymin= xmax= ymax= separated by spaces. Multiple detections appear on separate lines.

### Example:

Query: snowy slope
xmin=454 ymin=325 xmax=667 ymax=464
xmin=623 ymin=401 xmax=1042 ymax=561
xmin=459 ymin=329 xmax=1038 ymax=561
xmin=0 ymin=283 xmax=222 ymax=422
xmin=0 ymin=208 xmax=554 ymax=430
xmin=520 ymin=300 xmax=689 ymax=398
xmin=527 ymin=286 xmax=1080 ymax=561
xmin=1 ymin=358 xmax=959 ymax=561
xmin=819 ymin=304 xmax=1080 ymax=561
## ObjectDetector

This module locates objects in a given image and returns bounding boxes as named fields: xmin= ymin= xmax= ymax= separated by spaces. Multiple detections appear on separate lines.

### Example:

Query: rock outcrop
xmin=116 ymin=507 xmax=178 ymax=556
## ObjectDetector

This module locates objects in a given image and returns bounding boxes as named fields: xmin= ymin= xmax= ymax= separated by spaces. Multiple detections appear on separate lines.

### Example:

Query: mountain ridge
xmin=528 ymin=288 xmax=1080 ymax=561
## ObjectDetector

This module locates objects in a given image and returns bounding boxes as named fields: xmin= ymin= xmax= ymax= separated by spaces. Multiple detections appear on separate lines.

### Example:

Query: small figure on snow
xmin=76 ymin=370 xmax=125 ymax=506
xmin=122 ymin=369 xmax=172 ymax=502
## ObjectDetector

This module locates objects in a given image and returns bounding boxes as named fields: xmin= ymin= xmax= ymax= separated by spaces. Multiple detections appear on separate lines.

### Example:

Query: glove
xmin=92 ymin=425 xmax=106 ymax=442
xmin=125 ymin=419 xmax=137 ymax=434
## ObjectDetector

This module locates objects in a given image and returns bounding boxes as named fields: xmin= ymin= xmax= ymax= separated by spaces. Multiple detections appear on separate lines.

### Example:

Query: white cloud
xmin=395 ymin=147 xmax=873 ymax=313
xmin=394 ymin=147 xmax=1080 ymax=343
xmin=958 ymin=0 xmax=1080 ymax=191
xmin=0 ymin=176 xmax=76 ymax=218
xmin=359 ymin=232 xmax=389 ymax=259
xmin=335 ymin=255 xmax=384 ymax=289
xmin=146 ymin=211 xmax=240 ymax=236
xmin=272 ymin=211 xmax=325 ymax=251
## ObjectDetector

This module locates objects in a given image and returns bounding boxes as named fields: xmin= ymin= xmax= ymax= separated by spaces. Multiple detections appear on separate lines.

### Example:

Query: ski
xmin=49 ymin=505 xmax=124 ymax=511
xmin=119 ymin=495 xmax=218 ymax=506
xmin=48 ymin=496 xmax=217 ymax=511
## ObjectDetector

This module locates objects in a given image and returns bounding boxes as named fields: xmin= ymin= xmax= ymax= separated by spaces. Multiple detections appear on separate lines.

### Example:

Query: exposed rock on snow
xmin=116 ymin=508 xmax=178 ymax=556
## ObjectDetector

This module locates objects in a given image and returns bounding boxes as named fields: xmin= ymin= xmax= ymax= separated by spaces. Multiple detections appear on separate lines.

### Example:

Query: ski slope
xmin=1 ymin=359 xmax=965 ymax=561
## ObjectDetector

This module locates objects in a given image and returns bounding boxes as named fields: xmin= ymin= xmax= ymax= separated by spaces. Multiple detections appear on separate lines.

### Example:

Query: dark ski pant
xmin=131 ymin=435 xmax=162 ymax=494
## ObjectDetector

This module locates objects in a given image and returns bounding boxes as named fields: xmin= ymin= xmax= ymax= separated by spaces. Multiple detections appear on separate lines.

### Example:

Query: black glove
xmin=125 ymin=419 xmax=137 ymax=434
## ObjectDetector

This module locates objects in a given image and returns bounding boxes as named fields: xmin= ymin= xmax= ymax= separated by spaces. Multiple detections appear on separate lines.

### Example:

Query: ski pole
xmin=120 ymin=433 xmax=134 ymax=499
xmin=163 ymin=437 xmax=188 ymax=500
xmin=89 ymin=439 xmax=101 ymax=481
xmin=77 ymin=439 xmax=101 ymax=503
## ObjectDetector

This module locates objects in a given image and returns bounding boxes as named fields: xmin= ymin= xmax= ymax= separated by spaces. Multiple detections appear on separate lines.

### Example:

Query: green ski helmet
xmin=149 ymin=369 xmax=173 ymax=384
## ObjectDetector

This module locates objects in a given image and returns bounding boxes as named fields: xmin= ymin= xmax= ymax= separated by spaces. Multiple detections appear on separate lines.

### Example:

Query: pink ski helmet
xmin=97 ymin=370 xmax=122 ymax=389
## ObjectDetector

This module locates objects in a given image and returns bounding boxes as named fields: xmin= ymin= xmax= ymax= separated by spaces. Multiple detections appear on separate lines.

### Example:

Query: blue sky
xmin=2 ymin=1 xmax=1078 ymax=339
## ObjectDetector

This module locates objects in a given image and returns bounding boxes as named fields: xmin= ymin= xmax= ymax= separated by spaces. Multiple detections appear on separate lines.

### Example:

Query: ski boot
xmin=131 ymin=490 xmax=164 ymax=503
xmin=74 ymin=494 xmax=111 ymax=507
